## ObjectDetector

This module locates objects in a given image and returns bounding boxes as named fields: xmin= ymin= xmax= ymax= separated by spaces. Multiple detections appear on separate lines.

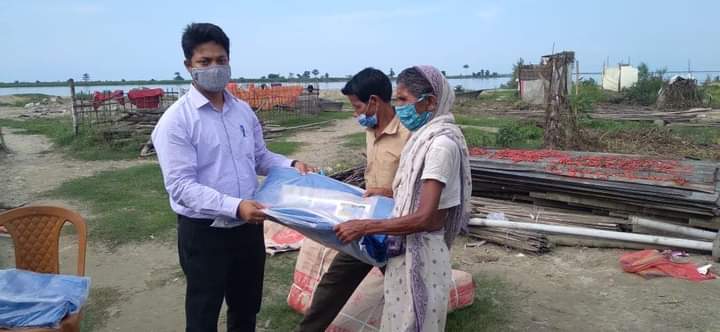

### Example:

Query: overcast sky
xmin=1 ymin=0 xmax=718 ymax=82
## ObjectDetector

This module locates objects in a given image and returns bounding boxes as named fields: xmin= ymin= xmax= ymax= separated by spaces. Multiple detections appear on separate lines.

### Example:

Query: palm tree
xmin=463 ymin=64 xmax=469 ymax=76
xmin=82 ymin=73 xmax=90 ymax=82
xmin=312 ymin=69 xmax=320 ymax=78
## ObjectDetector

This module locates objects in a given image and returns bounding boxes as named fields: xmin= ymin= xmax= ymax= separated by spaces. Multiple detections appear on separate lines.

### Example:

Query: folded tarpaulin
xmin=0 ymin=268 xmax=90 ymax=329
xmin=255 ymin=167 xmax=394 ymax=266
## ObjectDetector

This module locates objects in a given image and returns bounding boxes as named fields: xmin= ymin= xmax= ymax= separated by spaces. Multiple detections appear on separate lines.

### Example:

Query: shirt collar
xmin=381 ymin=115 xmax=400 ymax=136
xmin=188 ymin=84 xmax=239 ymax=111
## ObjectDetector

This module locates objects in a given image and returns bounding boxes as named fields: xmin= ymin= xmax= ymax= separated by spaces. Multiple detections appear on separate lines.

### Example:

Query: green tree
xmin=82 ymin=73 xmax=90 ymax=82
xmin=504 ymin=58 xmax=524 ymax=89
xmin=173 ymin=72 xmax=184 ymax=80
xmin=441 ymin=70 xmax=447 ymax=76
xmin=303 ymin=71 xmax=311 ymax=79
xmin=324 ymin=73 xmax=330 ymax=79
xmin=389 ymin=68 xmax=395 ymax=78
xmin=312 ymin=69 xmax=320 ymax=78
xmin=637 ymin=63 xmax=650 ymax=81
xmin=463 ymin=64 xmax=469 ymax=76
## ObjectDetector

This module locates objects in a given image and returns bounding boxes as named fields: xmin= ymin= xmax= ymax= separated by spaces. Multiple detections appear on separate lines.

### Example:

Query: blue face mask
xmin=357 ymin=113 xmax=378 ymax=128
xmin=396 ymin=95 xmax=432 ymax=131
xmin=356 ymin=97 xmax=378 ymax=128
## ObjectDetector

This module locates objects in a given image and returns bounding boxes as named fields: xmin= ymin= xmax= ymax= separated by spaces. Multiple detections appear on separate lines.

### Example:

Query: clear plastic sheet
xmin=255 ymin=167 xmax=393 ymax=266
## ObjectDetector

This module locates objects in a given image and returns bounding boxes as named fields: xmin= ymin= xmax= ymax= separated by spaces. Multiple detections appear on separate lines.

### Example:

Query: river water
xmin=0 ymin=77 xmax=511 ymax=97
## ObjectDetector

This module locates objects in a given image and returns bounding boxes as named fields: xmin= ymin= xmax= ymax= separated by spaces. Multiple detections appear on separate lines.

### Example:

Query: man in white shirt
xmin=152 ymin=23 xmax=313 ymax=332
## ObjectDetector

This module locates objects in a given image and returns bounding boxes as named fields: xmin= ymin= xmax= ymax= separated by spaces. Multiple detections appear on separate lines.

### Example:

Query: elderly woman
xmin=335 ymin=65 xmax=471 ymax=331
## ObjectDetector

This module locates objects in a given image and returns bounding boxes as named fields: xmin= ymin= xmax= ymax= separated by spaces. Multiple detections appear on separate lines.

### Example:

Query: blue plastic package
xmin=0 ymin=268 xmax=90 ymax=329
xmin=255 ymin=167 xmax=393 ymax=266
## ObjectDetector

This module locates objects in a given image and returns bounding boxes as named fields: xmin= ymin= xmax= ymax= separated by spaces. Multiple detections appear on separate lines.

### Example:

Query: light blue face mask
xmin=395 ymin=94 xmax=432 ymax=131
xmin=356 ymin=97 xmax=378 ymax=128
xmin=357 ymin=113 xmax=378 ymax=128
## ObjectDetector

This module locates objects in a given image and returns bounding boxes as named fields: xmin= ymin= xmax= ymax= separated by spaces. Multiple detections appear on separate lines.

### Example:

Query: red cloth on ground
xmin=620 ymin=249 xmax=715 ymax=281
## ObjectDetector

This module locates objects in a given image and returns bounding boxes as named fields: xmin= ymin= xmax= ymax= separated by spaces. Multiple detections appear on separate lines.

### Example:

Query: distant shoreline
xmin=0 ymin=74 xmax=511 ymax=88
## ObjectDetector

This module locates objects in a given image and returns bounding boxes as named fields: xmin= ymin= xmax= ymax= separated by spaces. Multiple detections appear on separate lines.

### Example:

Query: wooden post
xmin=543 ymin=52 xmax=577 ymax=150
xmin=68 ymin=79 xmax=79 ymax=135
xmin=575 ymin=60 xmax=580 ymax=95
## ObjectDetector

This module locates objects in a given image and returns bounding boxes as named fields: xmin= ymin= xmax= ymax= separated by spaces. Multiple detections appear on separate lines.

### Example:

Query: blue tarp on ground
xmin=0 ymin=268 xmax=90 ymax=329
xmin=255 ymin=167 xmax=393 ymax=266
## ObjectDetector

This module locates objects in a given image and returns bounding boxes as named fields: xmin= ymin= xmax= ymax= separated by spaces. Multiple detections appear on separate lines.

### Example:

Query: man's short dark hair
xmin=182 ymin=23 xmax=230 ymax=60
xmin=341 ymin=68 xmax=392 ymax=103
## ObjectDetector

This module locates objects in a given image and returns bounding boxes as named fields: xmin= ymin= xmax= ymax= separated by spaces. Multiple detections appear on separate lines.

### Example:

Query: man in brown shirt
xmin=297 ymin=68 xmax=410 ymax=331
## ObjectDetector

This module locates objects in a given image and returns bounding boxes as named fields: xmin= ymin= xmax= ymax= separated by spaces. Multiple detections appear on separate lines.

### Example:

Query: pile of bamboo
xmin=468 ymin=227 xmax=550 ymax=254
xmin=330 ymin=165 xmax=366 ymax=188
xmin=469 ymin=149 xmax=720 ymax=229
xmin=590 ymin=107 xmax=720 ymax=127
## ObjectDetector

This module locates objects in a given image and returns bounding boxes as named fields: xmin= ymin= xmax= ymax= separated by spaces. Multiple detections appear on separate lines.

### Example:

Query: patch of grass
xmin=267 ymin=139 xmax=303 ymax=155
xmin=81 ymin=286 xmax=123 ymax=332
xmin=446 ymin=276 xmax=510 ymax=331
xmin=258 ymin=253 xmax=303 ymax=331
xmin=496 ymin=122 xmax=543 ymax=149
xmin=46 ymin=164 xmax=174 ymax=246
xmin=342 ymin=132 xmax=366 ymax=149
xmin=455 ymin=115 xmax=518 ymax=128
xmin=670 ymin=126 xmax=720 ymax=146
xmin=462 ymin=127 xmax=498 ymax=147
xmin=261 ymin=111 xmax=353 ymax=128
xmin=459 ymin=115 xmax=543 ymax=149
xmin=0 ymin=117 xmax=143 ymax=160
xmin=580 ymin=118 xmax=655 ymax=133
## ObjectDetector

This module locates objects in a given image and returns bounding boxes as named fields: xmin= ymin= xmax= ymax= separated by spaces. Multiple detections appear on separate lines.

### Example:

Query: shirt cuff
xmin=220 ymin=195 xmax=243 ymax=219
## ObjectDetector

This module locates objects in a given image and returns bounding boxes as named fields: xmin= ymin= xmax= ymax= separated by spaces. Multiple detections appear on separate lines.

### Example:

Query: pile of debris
xmin=330 ymin=164 xmax=366 ymax=188
xmin=19 ymin=96 xmax=69 ymax=118
xmin=467 ymin=148 xmax=720 ymax=258
xmin=591 ymin=107 xmax=720 ymax=127
xmin=657 ymin=76 xmax=704 ymax=109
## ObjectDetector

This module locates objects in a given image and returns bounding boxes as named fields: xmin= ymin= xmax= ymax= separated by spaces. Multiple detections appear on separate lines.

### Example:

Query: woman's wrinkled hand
xmin=334 ymin=219 xmax=370 ymax=244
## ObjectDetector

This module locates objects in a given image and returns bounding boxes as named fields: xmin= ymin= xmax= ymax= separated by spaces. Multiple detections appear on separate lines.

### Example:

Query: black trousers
xmin=177 ymin=215 xmax=265 ymax=332
xmin=296 ymin=252 xmax=374 ymax=332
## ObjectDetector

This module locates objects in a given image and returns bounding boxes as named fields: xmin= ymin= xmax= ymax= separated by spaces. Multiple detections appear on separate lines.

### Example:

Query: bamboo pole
xmin=469 ymin=218 xmax=714 ymax=252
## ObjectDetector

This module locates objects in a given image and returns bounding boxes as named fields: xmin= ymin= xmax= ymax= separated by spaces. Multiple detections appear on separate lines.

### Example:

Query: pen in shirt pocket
xmin=240 ymin=125 xmax=246 ymax=137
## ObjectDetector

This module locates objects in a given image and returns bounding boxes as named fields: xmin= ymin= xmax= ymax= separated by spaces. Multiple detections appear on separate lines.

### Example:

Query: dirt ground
xmin=289 ymin=116 xmax=365 ymax=170
xmin=2 ymin=105 xmax=720 ymax=331
xmin=452 ymin=238 xmax=720 ymax=331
